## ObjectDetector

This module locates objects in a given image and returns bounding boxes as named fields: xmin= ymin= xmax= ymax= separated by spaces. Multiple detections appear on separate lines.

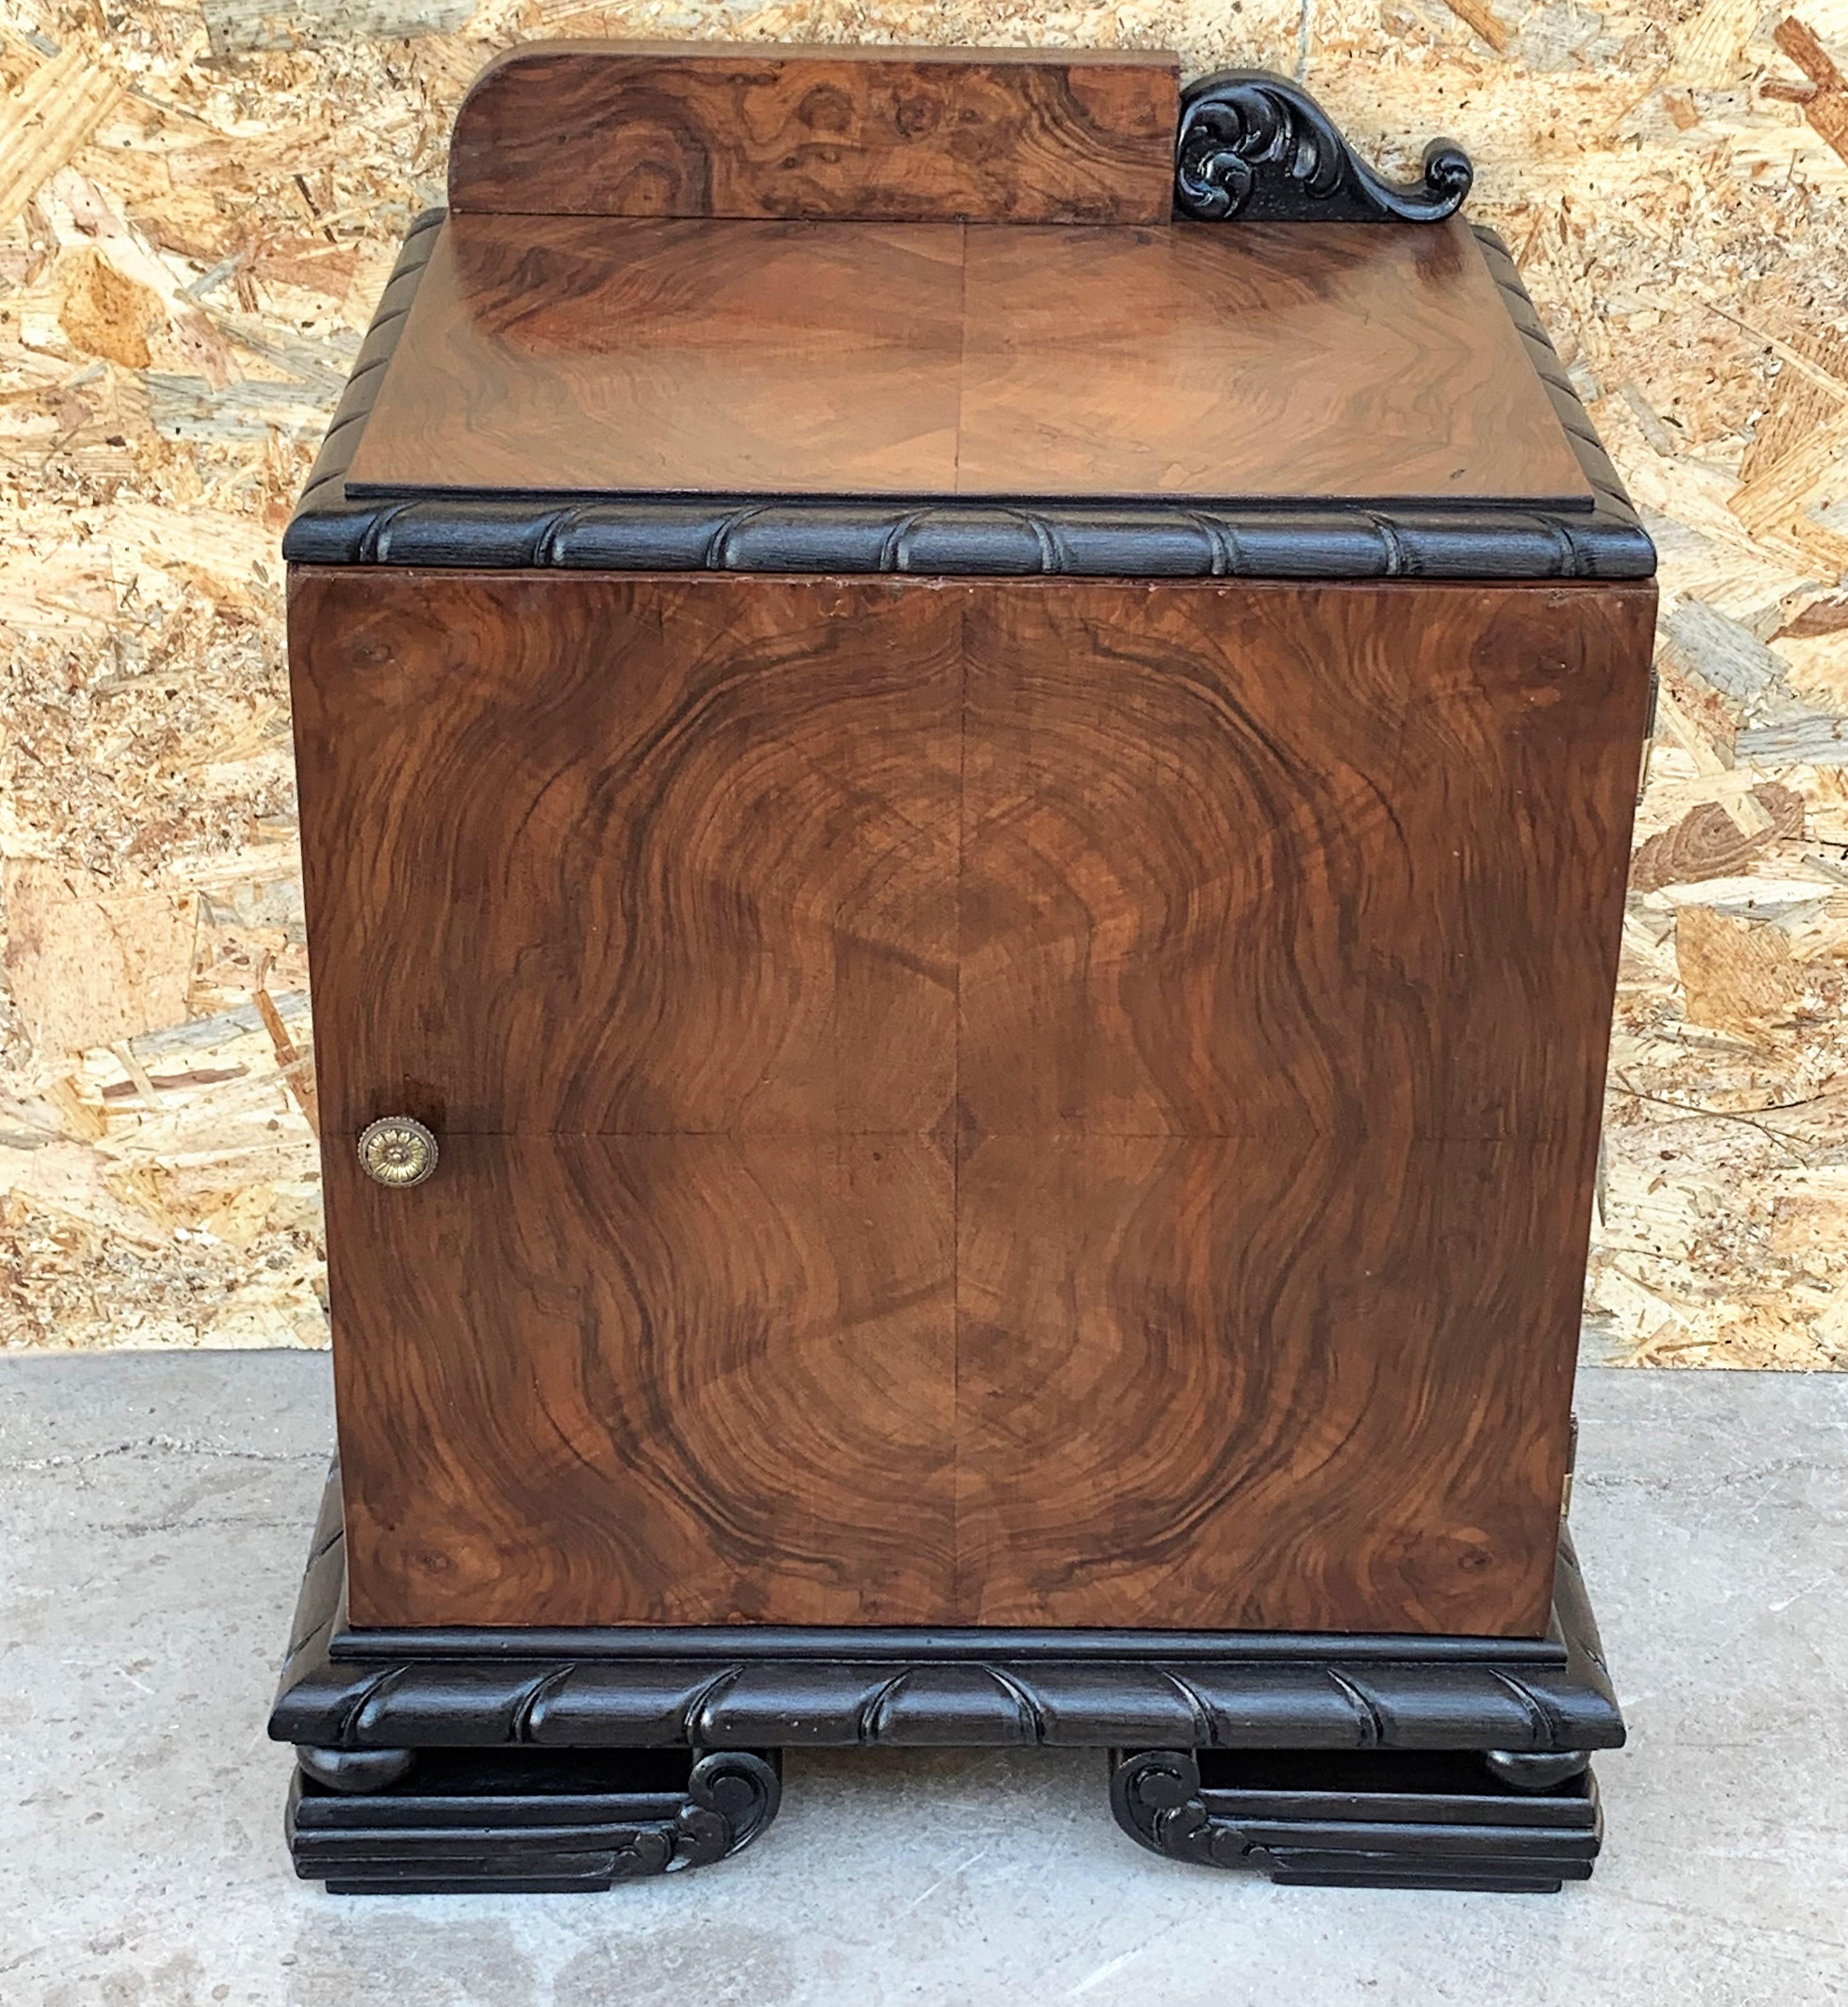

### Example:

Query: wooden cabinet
xmin=270 ymin=43 xmax=1650 ymax=1896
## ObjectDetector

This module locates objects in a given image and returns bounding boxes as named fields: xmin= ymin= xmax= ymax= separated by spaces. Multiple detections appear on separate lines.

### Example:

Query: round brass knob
xmin=357 ymin=1116 xmax=438 ymax=1189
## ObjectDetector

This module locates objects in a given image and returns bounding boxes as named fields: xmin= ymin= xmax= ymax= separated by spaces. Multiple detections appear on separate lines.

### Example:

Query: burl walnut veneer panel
xmin=320 ymin=1133 xmax=958 ymax=1628
xmin=343 ymin=214 xmax=1594 ymax=509
xmin=290 ymin=570 xmax=1653 ymax=1635
xmin=297 ymin=576 xmax=962 ymax=1141
xmin=447 ymin=41 xmax=1180 ymax=225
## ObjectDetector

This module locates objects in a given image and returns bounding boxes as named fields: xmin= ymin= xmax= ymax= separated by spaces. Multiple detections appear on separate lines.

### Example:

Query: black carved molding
xmin=1175 ymin=71 xmax=1471 ymax=224
xmin=1107 ymin=1746 xmax=1604 ymax=1891
xmin=270 ymin=1463 xmax=1624 ymax=1759
xmin=281 ymin=210 xmax=1655 ymax=583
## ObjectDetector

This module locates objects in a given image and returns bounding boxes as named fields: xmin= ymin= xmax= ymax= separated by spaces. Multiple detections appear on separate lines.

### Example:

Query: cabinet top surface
xmin=343 ymin=211 xmax=1594 ymax=510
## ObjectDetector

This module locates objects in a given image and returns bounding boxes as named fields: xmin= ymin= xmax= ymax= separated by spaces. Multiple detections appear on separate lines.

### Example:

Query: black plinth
xmin=270 ymin=1464 xmax=1624 ymax=1894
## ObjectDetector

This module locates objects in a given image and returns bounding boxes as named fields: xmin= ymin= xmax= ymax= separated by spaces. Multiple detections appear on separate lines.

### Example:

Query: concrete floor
xmin=1 ymin=1356 xmax=1844 ymax=2007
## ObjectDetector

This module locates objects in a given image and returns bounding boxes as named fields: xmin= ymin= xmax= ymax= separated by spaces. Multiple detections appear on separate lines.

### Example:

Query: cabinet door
xmin=292 ymin=570 xmax=962 ymax=1626
xmin=294 ymin=569 xmax=1651 ymax=1635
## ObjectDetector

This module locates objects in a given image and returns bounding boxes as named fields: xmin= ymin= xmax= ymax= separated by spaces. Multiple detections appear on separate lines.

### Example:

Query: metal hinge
xmin=1637 ymin=666 xmax=1659 ymax=806
xmin=1561 ymin=1412 xmax=1578 ymax=1521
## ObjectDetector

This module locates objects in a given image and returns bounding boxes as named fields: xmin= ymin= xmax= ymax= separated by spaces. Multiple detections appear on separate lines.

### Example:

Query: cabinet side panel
xmin=955 ymin=581 xmax=1654 ymax=1634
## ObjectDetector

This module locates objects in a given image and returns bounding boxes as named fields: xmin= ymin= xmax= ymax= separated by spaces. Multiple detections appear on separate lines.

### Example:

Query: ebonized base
xmin=271 ymin=1464 xmax=1623 ymax=1894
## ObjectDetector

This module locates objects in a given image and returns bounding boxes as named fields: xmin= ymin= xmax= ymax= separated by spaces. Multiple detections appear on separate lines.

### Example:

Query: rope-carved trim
xmin=1174 ymin=71 xmax=1472 ymax=223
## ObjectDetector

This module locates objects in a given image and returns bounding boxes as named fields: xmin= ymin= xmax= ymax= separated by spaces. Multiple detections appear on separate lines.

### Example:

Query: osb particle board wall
xmin=1 ymin=0 xmax=1846 ymax=1363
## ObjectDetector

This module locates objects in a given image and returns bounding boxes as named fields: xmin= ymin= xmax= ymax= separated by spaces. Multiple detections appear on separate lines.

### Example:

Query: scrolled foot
xmin=672 ymin=1750 xmax=782 ymax=1868
xmin=1108 ymin=1746 xmax=1604 ymax=1891
xmin=1109 ymin=1749 xmax=1251 ymax=1869
xmin=286 ymin=1745 xmax=782 ymax=1894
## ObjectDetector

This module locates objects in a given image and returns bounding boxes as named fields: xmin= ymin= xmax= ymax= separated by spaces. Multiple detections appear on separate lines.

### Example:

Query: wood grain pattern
xmin=950 ymin=581 xmax=1653 ymax=1633
xmin=290 ymin=573 xmax=962 ymax=1141
xmin=327 ymin=1133 xmax=956 ymax=1629
xmin=447 ymin=41 xmax=1179 ymax=226
xmin=955 ymin=583 xmax=1651 ymax=1148
xmin=955 ymin=221 xmax=1591 ymax=504
xmin=354 ymin=219 xmax=967 ymax=500
xmin=345 ymin=213 xmax=1594 ymax=508
xmin=291 ymin=568 xmax=1654 ymax=1635
xmin=954 ymin=1134 xmax=1587 ymax=1635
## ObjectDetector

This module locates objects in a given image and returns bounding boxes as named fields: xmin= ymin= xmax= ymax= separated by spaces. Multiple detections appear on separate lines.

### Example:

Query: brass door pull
xmin=357 ymin=1116 xmax=439 ymax=1188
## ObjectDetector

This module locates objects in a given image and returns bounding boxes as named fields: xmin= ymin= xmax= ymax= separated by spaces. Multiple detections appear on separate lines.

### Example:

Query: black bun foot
xmin=295 ymin=1745 xmax=417 ymax=1793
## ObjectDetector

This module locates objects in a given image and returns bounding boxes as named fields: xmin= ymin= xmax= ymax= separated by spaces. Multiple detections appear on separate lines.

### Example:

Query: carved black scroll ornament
xmin=1174 ymin=71 xmax=1472 ymax=224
